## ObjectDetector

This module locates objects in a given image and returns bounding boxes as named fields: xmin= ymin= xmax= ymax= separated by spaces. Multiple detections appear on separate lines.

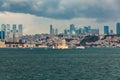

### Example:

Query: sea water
xmin=0 ymin=48 xmax=120 ymax=80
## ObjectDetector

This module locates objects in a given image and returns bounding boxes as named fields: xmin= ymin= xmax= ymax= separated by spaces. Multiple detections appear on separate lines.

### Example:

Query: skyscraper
xmin=104 ymin=26 xmax=109 ymax=35
xmin=50 ymin=24 xmax=53 ymax=34
xmin=13 ymin=24 xmax=16 ymax=37
xmin=18 ymin=24 xmax=23 ymax=38
xmin=52 ymin=28 xmax=54 ymax=34
xmin=1 ymin=24 xmax=6 ymax=31
xmin=14 ymin=30 xmax=19 ymax=42
xmin=13 ymin=24 xmax=17 ymax=32
xmin=1 ymin=24 xmax=6 ymax=41
xmin=70 ymin=24 xmax=75 ymax=34
xmin=9 ymin=30 xmax=14 ymax=42
xmin=76 ymin=28 xmax=82 ymax=34
xmin=64 ymin=29 xmax=68 ymax=35
xmin=0 ymin=31 xmax=5 ymax=40
xmin=12 ymin=24 xmax=18 ymax=42
xmin=6 ymin=24 xmax=11 ymax=42
xmin=109 ymin=30 xmax=114 ymax=35
xmin=84 ymin=26 xmax=91 ymax=33
xmin=55 ymin=28 xmax=58 ymax=35
xmin=6 ymin=24 xmax=10 ymax=31
xmin=116 ymin=23 xmax=120 ymax=35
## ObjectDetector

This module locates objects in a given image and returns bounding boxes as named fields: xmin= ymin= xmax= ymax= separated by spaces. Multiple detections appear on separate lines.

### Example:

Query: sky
xmin=0 ymin=0 xmax=120 ymax=35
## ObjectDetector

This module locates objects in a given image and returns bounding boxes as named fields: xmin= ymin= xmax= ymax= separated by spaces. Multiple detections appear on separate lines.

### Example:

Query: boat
xmin=18 ymin=45 xmax=24 ymax=48
xmin=76 ymin=46 xmax=85 ymax=49
xmin=52 ymin=46 xmax=55 ymax=49
xmin=38 ymin=45 xmax=48 ymax=48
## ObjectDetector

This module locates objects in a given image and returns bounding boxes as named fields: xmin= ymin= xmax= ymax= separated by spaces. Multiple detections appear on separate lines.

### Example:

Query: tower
xmin=70 ymin=24 xmax=75 ymax=34
xmin=84 ymin=26 xmax=91 ymax=34
xmin=18 ymin=24 xmax=23 ymax=38
xmin=76 ymin=28 xmax=82 ymax=35
xmin=12 ymin=24 xmax=20 ymax=42
xmin=116 ymin=23 xmax=120 ymax=35
xmin=6 ymin=24 xmax=10 ymax=31
xmin=55 ymin=28 xmax=58 ymax=35
xmin=50 ymin=24 xmax=54 ymax=34
xmin=104 ymin=26 xmax=109 ymax=35
xmin=1 ymin=24 xmax=6 ymax=31
xmin=0 ymin=31 xmax=5 ymax=40
xmin=6 ymin=24 xmax=11 ymax=42
xmin=64 ymin=29 xmax=68 ymax=35
xmin=9 ymin=30 xmax=14 ymax=42
xmin=13 ymin=24 xmax=17 ymax=39
xmin=1 ymin=24 xmax=6 ymax=40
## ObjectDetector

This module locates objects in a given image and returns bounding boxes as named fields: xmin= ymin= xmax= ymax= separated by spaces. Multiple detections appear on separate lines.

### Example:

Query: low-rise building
xmin=0 ymin=41 xmax=6 ymax=48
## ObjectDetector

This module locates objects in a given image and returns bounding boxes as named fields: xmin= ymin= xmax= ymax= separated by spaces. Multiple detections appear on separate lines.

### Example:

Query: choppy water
xmin=0 ymin=48 xmax=120 ymax=80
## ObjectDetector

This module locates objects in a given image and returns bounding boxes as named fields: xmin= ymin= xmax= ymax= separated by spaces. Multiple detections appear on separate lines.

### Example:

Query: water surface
xmin=0 ymin=48 xmax=120 ymax=80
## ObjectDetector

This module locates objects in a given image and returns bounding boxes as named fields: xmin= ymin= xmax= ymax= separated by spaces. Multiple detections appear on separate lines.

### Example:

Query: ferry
xmin=76 ymin=46 xmax=85 ymax=49
xmin=38 ymin=45 xmax=48 ymax=48
xmin=18 ymin=45 xmax=24 ymax=48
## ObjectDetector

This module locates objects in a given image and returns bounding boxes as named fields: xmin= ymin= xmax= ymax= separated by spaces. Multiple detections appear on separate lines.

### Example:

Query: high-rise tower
xmin=50 ymin=24 xmax=53 ymax=34
xmin=6 ymin=24 xmax=11 ymax=42
xmin=116 ymin=23 xmax=120 ymax=35
xmin=18 ymin=24 xmax=23 ymax=38
xmin=104 ymin=26 xmax=109 ymax=35
xmin=70 ymin=24 xmax=75 ymax=34
xmin=12 ymin=24 xmax=19 ymax=42
xmin=1 ymin=24 xmax=6 ymax=40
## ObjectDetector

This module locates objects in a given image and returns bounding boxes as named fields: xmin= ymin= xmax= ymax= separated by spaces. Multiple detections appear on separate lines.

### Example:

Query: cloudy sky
xmin=0 ymin=0 xmax=120 ymax=34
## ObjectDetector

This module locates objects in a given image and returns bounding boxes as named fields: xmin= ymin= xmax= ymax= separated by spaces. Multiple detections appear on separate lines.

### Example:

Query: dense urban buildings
xmin=1 ymin=22 xmax=120 ymax=48
xmin=0 ymin=24 xmax=23 ymax=42
xmin=50 ymin=24 xmax=99 ymax=36
xmin=49 ymin=23 xmax=120 ymax=36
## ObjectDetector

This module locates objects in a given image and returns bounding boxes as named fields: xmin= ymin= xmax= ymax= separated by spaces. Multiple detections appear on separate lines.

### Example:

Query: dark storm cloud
xmin=0 ymin=0 xmax=120 ymax=21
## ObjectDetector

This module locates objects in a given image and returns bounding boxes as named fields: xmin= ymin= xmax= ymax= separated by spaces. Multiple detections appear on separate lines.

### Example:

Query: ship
xmin=76 ymin=46 xmax=85 ymax=49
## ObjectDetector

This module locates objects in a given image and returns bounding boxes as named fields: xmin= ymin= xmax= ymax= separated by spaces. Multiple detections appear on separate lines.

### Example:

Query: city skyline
xmin=1 ymin=23 xmax=119 ymax=36
xmin=0 ymin=0 xmax=120 ymax=34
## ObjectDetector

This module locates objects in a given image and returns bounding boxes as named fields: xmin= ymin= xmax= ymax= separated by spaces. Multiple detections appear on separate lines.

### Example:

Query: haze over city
xmin=0 ymin=0 xmax=120 ymax=34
